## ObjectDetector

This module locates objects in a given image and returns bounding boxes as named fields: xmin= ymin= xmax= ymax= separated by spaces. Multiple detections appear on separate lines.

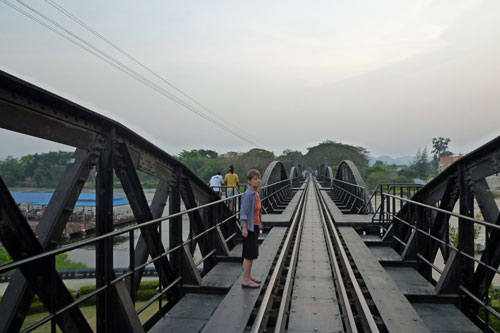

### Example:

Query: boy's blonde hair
xmin=247 ymin=169 xmax=261 ymax=181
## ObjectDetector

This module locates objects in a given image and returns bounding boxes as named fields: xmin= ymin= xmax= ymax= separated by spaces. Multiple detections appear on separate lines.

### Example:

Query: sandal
xmin=251 ymin=277 xmax=262 ymax=284
xmin=242 ymin=282 xmax=260 ymax=288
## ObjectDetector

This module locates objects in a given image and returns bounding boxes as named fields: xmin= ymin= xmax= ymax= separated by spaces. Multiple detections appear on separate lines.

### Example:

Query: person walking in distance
xmin=240 ymin=169 xmax=263 ymax=288
xmin=224 ymin=165 xmax=239 ymax=211
xmin=209 ymin=171 xmax=224 ymax=197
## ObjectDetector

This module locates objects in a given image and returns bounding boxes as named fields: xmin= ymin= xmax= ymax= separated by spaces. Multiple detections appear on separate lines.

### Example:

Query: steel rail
xmin=313 ymin=180 xmax=357 ymax=332
xmin=315 ymin=179 xmax=380 ymax=332
xmin=250 ymin=179 xmax=309 ymax=333
xmin=273 ymin=182 xmax=308 ymax=333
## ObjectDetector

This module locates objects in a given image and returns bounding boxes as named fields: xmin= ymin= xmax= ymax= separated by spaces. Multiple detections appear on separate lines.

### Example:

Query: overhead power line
xmin=1 ymin=0 xmax=263 ymax=148
xmin=43 ymin=0 xmax=266 ymax=148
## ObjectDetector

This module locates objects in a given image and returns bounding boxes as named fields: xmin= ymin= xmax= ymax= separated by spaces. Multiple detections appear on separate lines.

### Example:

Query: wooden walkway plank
xmin=339 ymin=227 xmax=431 ymax=332
xmin=149 ymin=294 xmax=224 ymax=333
xmin=413 ymin=303 xmax=481 ymax=332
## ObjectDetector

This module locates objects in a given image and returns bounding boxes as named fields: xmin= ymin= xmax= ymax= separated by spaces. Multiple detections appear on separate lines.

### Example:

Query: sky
xmin=1 ymin=0 xmax=499 ymax=160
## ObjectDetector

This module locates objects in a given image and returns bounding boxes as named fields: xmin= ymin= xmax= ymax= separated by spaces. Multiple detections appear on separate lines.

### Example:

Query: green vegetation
xmin=0 ymin=279 xmax=160 ymax=331
xmin=0 ymin=248 xmax=87 ymax=270
xmin=0 ymin=151 xmax=73 ymax=187
xmin=431 ymin=137 xmax=453 ymax=170
xmin=301 ymin=140 xmax=370 ymax=175
xmin=177 ymin=141 xmax=371 ymax=183
xmin=178 ymin=148 xmax=275 ymax=182
xmin=449 ymin=225 xmax=481 ymax=248
xmin=18 ymin=281 xmax=160 ymax=331
xmin=0 ymin=151 xmax=162 ymax=189
xmin=0 ymin=137 xmax=448 ymax=191
xmin=0 ymin=246 xmax=11 ymax=265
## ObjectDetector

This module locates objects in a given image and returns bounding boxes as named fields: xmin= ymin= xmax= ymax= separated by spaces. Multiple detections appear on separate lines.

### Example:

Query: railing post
xmin=380 ymin=193 xmax=385 ymax=226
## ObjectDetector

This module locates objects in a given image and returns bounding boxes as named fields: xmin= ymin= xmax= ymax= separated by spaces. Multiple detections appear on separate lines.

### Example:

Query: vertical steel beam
xmin=96 ymin=132 xmax=115 ymax=332
xmin=169 ymin=168 xmax=183 ymax=278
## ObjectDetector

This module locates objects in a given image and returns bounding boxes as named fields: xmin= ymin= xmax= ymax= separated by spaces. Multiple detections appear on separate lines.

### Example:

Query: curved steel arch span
xmin=334 ymin=160 xmax=372 ymax=213
xmin=316 ymin=161 xmax=372 ymax=214
xmin=289 ymin=163 xmax=304 ymax=185
xmin=317 ymin=162 xmax=334 ymax=184
xmin=260 ymin=161 xmax=290 ymax=212
xmin=261 ymin=161 xmax=288 ymax=187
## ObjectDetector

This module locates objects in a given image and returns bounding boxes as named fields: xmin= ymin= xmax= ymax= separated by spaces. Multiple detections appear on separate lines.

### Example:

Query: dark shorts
xmin=242 ymin=229 xmax=259 ymax=260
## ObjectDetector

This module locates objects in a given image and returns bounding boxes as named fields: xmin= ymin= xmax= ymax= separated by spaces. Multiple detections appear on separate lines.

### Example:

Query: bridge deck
xmin=149 ymin=181 xmax=480 ymax=332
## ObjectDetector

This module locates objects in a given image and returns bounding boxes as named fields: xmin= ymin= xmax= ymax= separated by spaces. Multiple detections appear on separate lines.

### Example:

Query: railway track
xmin=247 ymin=178 xmax=386 ymax=332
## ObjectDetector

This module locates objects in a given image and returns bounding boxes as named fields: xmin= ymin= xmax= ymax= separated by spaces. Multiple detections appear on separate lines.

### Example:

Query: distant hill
xmin=369 ymin=155 xmax=415 ymax=166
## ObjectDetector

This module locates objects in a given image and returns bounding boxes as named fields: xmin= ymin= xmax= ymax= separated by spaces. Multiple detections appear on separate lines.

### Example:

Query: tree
xmin=410 ymin=148 xmax=433 ymax=179
xmin=366 ymin=171 xmax=392 ymax=190
xmin=0 ymin=156 xmax=23 ymax=186
xmin=198 ymin=149 xmax=218 ymax=159
xmin=432 ymin=137 xmax=452 ymax=160
xmin=303 ymin=140 xmax=369 ymax=175
xmin=279 ymin=149 xmax=303 ymax=171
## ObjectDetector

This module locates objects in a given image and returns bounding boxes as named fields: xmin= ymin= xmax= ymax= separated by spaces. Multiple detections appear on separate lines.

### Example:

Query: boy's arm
xmin=240 ymin=192 xmax=250 ymax=237
xmin=241 ymin=219 xmax=248 ymax=237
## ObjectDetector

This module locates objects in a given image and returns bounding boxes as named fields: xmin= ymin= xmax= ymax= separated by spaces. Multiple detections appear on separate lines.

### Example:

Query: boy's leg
xmin=243 ymin=259 xmax=252 ymax=283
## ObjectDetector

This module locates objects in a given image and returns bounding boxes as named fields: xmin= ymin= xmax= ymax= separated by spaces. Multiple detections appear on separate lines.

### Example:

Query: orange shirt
xmin=254 ymin=191 xmax=261 ymax=226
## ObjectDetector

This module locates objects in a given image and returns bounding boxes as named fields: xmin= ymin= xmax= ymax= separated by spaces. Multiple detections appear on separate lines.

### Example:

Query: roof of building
xmin=11 ymin=192 xmax=129 ymax=207
xmin=439 ymin=156 xmax=461 ymax=165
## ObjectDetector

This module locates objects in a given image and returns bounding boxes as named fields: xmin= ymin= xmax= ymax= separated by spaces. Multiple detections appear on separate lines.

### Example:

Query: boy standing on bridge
xmin=239 ymin=169 xmax=263 ymax=288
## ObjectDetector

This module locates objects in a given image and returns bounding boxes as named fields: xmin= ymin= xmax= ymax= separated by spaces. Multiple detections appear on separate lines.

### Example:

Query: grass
xmin=20 ymin=300 xmax=160 ymax=332
xmin=0 ymin=247 xmax=88 ymax=270
xmin=17 ymin=280 xmax=162 ymax=331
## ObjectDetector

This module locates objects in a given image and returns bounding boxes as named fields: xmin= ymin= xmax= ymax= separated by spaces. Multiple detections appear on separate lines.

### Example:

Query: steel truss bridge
xmin=1 ymin=69 xmax=500 ymax=332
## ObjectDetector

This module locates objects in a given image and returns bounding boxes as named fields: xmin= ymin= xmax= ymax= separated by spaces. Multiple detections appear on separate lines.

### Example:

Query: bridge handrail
xmin=382 ymin=193 xmax=497 ymax=230
xmin=365 ymin=183 xmax=423 ymax=222
xmin=381 ymin=191 xmax=500 ymax=324
xmin=331 ymin=182 xmax=365 ymax=203
xmin=0 ymin=177 xmax=292 ymax=275
xmin=332 ymin=178 xmax=366 ymax=189
xmin=1 ymin=176 xmax=297 ymax=332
